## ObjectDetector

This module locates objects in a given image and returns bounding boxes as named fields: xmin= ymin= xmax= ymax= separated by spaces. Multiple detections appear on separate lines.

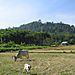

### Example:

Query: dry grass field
xmin=0 ymin=45 xmax=75 ymax=75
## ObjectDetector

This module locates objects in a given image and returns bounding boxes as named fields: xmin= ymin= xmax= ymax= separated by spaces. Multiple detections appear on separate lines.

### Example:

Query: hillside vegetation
xmin=17 ymin=20 xmax=75 ymax=34
xmin=0 ymin=20 xmax=75 ymax=51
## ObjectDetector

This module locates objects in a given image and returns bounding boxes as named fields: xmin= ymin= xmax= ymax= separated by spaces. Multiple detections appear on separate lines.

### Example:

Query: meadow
xmin=0 ymin=45 xmax=75 ymax=75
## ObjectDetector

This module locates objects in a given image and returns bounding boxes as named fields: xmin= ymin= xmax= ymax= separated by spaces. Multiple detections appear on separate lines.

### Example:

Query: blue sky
xmin=0 ymin=0 xmax=75 ymax=29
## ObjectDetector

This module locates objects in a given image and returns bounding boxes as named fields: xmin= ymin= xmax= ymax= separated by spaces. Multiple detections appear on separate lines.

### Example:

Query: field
xmin=0 ymin=45 xmax=75 ymax=75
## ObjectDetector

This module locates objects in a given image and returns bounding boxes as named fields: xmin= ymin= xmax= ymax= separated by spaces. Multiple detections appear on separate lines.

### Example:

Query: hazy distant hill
xmin=0 ymin=20 xmax=75 ymax=46
xmin=15 ymin=20 xmax=75 ymax=34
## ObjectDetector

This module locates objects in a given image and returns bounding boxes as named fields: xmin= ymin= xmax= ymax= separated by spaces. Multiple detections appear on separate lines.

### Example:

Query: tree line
xmin=0 ymin=28 xmax=75 ymax=46
xmin=16 ymin=20 xmax=75 ymax=34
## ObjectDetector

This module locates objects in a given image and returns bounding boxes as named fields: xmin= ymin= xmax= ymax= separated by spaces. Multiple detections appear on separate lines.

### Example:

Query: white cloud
xmin=0 ymin=0 xmax=75 ymax=29
xmin=47 ymin=13 xmax=75 ymax=25
xmin=0 ymin=1 xmax=39 ymax=29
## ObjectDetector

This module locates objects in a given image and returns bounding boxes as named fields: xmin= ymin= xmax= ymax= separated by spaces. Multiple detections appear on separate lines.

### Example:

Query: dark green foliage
xmin=0 ymin=21 xmax=75 ymax=48
xmin=16 ymin=21 xmax=75 ymax=34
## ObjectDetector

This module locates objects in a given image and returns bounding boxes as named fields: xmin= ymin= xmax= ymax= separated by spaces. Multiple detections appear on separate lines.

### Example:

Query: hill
xmin=0 ymin=20 xmax=75 ymax=47
xmin=15 ymin=20 xmax=75 ymax=34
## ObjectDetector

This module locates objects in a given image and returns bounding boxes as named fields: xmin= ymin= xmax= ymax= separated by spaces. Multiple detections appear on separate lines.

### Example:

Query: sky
xmin=0 ymin=0 xmax=75 ymax=29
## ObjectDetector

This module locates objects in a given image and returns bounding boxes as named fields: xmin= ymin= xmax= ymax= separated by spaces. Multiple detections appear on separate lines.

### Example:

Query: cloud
xmin=49 ymin=13 xmax=75 ymax=25
xmin=0 ymin=1 xmax=39 ymax=28
xmin=0 ymin=0 xmax=75 ymax=29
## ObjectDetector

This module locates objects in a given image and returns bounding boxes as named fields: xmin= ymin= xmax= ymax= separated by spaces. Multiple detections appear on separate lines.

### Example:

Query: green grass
xmin=0 ymin=45 xmax=48 ymax=52
xmin=0 ymin=51 xmax=75 ymax=75
xmin=20 ymin=45 xmax=48 ymax=50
